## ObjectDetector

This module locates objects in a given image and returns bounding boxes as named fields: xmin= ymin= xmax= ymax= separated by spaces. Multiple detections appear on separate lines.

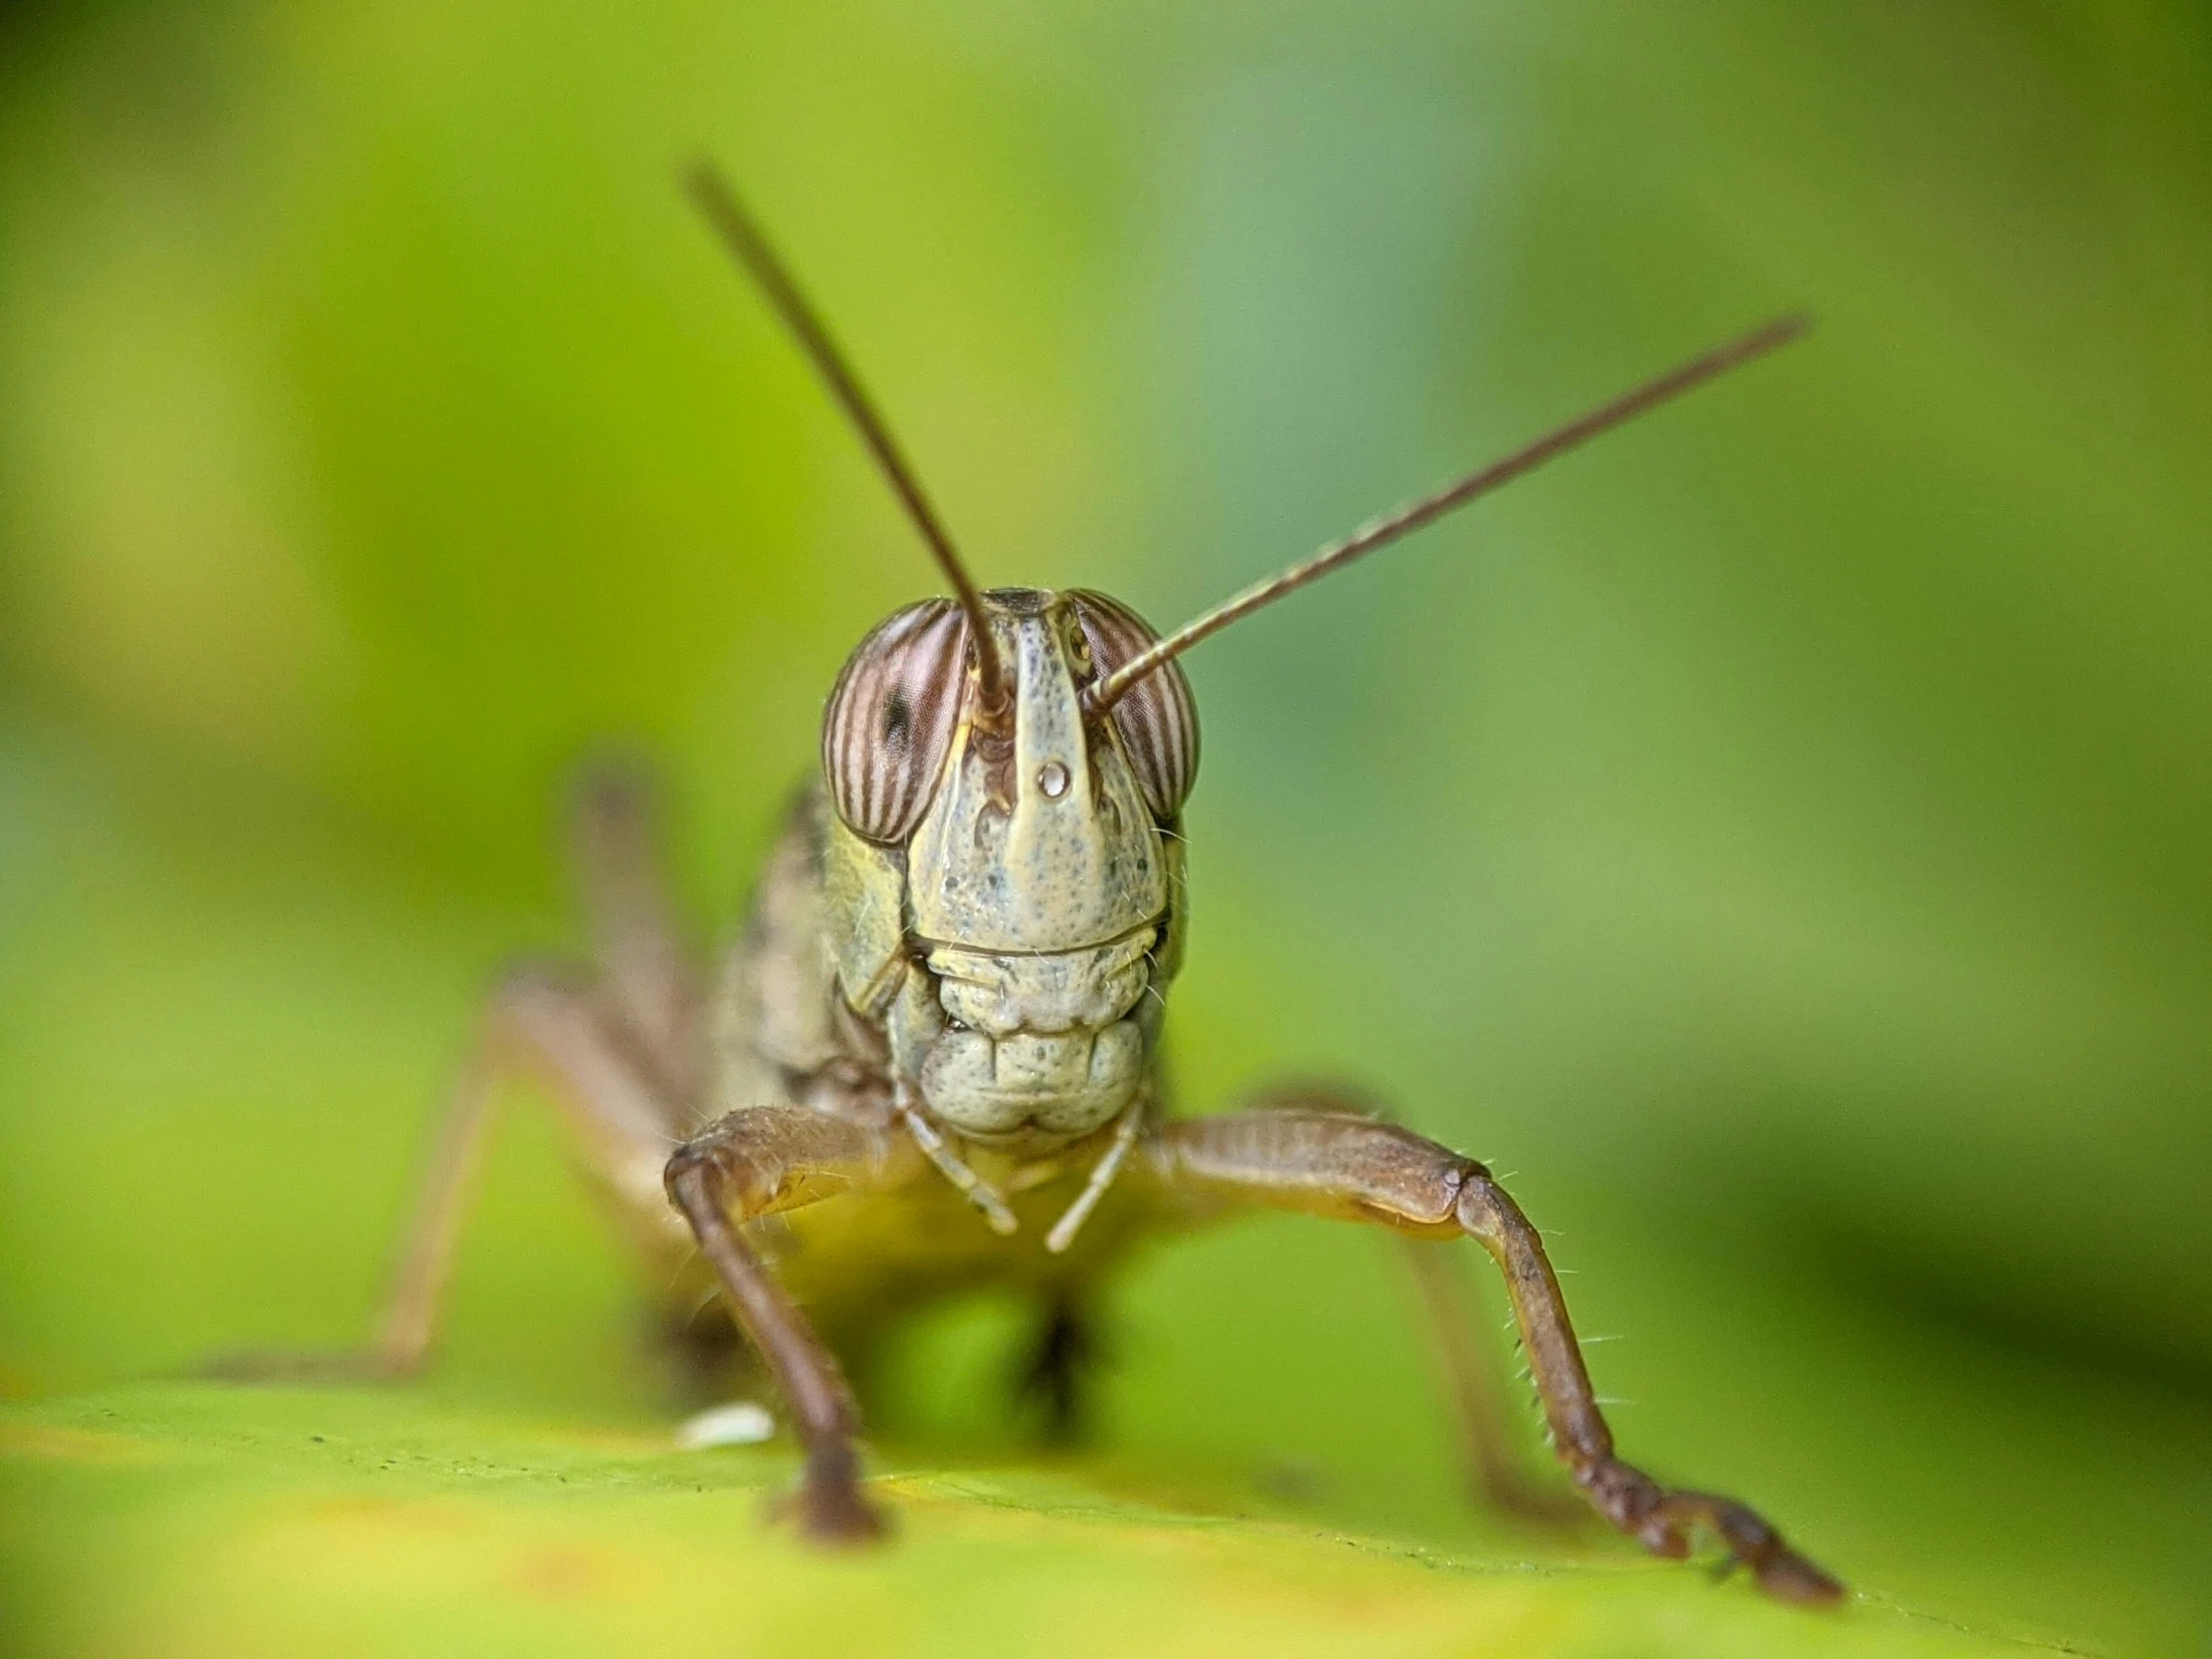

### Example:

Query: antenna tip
xmin=680 ymin=157 xmax=741 ymax=216
xmin=1762 ymin=310 xmax=1816 ymax=346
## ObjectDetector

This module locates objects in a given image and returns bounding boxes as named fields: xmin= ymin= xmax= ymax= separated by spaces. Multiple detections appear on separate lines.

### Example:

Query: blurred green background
xmin=3 ymin=0 xmax=2209 ymax=1654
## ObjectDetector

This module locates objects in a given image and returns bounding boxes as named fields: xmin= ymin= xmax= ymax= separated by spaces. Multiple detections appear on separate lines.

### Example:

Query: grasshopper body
xmin=240 ymin=165 xmax=1842 ymax=1605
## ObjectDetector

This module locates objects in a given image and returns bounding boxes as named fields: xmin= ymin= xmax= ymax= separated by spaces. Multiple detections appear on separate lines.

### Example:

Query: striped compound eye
xmin=1068 ymin=590 xmax=1200 ymax=820
xmin=823 ymin=599 xmax=972 ymax=843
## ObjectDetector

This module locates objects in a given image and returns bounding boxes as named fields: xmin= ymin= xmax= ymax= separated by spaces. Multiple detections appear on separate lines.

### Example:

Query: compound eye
xmin=1068 ymin=589 xmax=1200 ymax=820
xmin=823 ymin=599 xmax=971 ymax=842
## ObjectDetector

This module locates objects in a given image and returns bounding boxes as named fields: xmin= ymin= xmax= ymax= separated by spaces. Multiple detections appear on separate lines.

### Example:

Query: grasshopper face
xmin=820 ymin=586 xmax=1196 ymax=1147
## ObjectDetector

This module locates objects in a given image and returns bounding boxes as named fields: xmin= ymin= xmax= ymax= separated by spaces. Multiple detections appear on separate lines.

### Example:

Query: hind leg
xmin=210 ymin=768 xmax=700 ymax=1380
xmin=206 ymin=965 xmax=691 ymax=1382
xmin=566 ymin=761 xmax=700 ymax=1079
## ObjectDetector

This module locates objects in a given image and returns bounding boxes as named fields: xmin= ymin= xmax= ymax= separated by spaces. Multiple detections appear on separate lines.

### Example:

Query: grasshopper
xmin=255 ymin=162 xmax=1837 ymax=1604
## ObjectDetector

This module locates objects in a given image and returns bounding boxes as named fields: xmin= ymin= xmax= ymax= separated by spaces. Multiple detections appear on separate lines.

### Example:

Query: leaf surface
xmin=3 ymin=1383 xmax=2052 ymax=1659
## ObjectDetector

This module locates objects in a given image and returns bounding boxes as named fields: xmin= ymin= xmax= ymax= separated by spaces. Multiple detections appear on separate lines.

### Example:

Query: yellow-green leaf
xmin=4 ymin=1383 xmax=2054 ymax=1659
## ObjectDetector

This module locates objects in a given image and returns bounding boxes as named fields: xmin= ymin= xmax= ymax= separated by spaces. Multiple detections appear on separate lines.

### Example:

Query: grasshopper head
xmin=819 ymin=587 xmax=1196 ymax=1146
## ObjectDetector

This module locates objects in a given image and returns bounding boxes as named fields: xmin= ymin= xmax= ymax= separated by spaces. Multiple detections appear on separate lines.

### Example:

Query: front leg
xmin=1152 ymin=1107 xmax=1843 ymax=1605
xmin=1397 ymin=1233 xmax=1585 ymax=1527
xmin=664 ymin=1107 xmax=901 ymax=1544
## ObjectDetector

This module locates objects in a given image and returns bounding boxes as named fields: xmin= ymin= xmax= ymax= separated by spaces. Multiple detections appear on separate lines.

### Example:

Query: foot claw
xmin=1751 ymin=1549 xmax=1847 ymax=1607
xmin=1583 ymin=1459 xmax=1842 ymax=1605
xmin=781 ymin=1478 xmax=888 ymax=1545
xmin=770 ymin=1449 xmax=889 ymax=1546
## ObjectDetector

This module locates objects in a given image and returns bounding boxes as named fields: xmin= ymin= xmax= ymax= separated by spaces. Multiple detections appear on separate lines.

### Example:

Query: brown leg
xmin=205 ymin=966 xmax=686 ymax=1382
xmin=568 ymin=763 xmax=700 ymax=1082
xmin=1399 ymin=1237 xmax=1584 ymax=1526
xmin=363 ymin=1035 xmax=502 ymax=1375
xmin=1232 ymin=1083 xmax=1574 ymax=1525
xmin=211 ymin=774 xmax=703 ymax=1384
xmin=373 ymin=771 xmax=702 ymax=1371
xmin=664 ymin=1108 xmax=900 ymax=1544
xmin=1151 ymin=1107 xmax=1843 ymax=1605
xmin=373 ymin=968 xmax=689 ymax=1371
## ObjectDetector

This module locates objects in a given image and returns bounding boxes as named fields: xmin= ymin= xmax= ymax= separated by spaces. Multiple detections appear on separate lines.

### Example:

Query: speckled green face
xmin=820 ymin=586 xmax=1195 ymax=1143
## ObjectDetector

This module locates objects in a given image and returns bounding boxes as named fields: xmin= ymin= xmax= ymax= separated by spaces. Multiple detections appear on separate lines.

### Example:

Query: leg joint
xmin=1450 ymin=1162 xmax=1517 ymax=1246
xmin=662 ymin=1141 xmax=723 ymax=1207
xmin=664 ymin=1107 xmax=885 ymax=1221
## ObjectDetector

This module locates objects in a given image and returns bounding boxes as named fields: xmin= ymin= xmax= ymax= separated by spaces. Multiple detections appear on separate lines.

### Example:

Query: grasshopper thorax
xmin=819 ymin=587 xmax=1196 ymax=1147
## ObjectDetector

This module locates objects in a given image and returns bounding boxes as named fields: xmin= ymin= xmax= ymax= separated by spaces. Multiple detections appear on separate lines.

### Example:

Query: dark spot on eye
xmin=882 ymin=690 xmax=911 ymax=752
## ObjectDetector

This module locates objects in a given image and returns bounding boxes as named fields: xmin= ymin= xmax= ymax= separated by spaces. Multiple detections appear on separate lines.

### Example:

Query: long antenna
xmin=685 ymin=161 xmax=1005 ymax=707
xmin=1088 ymin=312 xmax=1810 ymax=716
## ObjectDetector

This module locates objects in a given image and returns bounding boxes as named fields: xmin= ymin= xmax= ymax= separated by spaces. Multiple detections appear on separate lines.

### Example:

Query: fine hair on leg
xmin=1151 ymin=1104 xmax=1843 ymax=1604
xmin=664 ymin=1107 xmax=899 ymax=1542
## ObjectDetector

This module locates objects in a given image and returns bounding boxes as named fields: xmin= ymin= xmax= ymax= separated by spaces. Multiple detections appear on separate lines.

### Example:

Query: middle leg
xmin=1012 ymin=1291 xmax=1103 ymax=1445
